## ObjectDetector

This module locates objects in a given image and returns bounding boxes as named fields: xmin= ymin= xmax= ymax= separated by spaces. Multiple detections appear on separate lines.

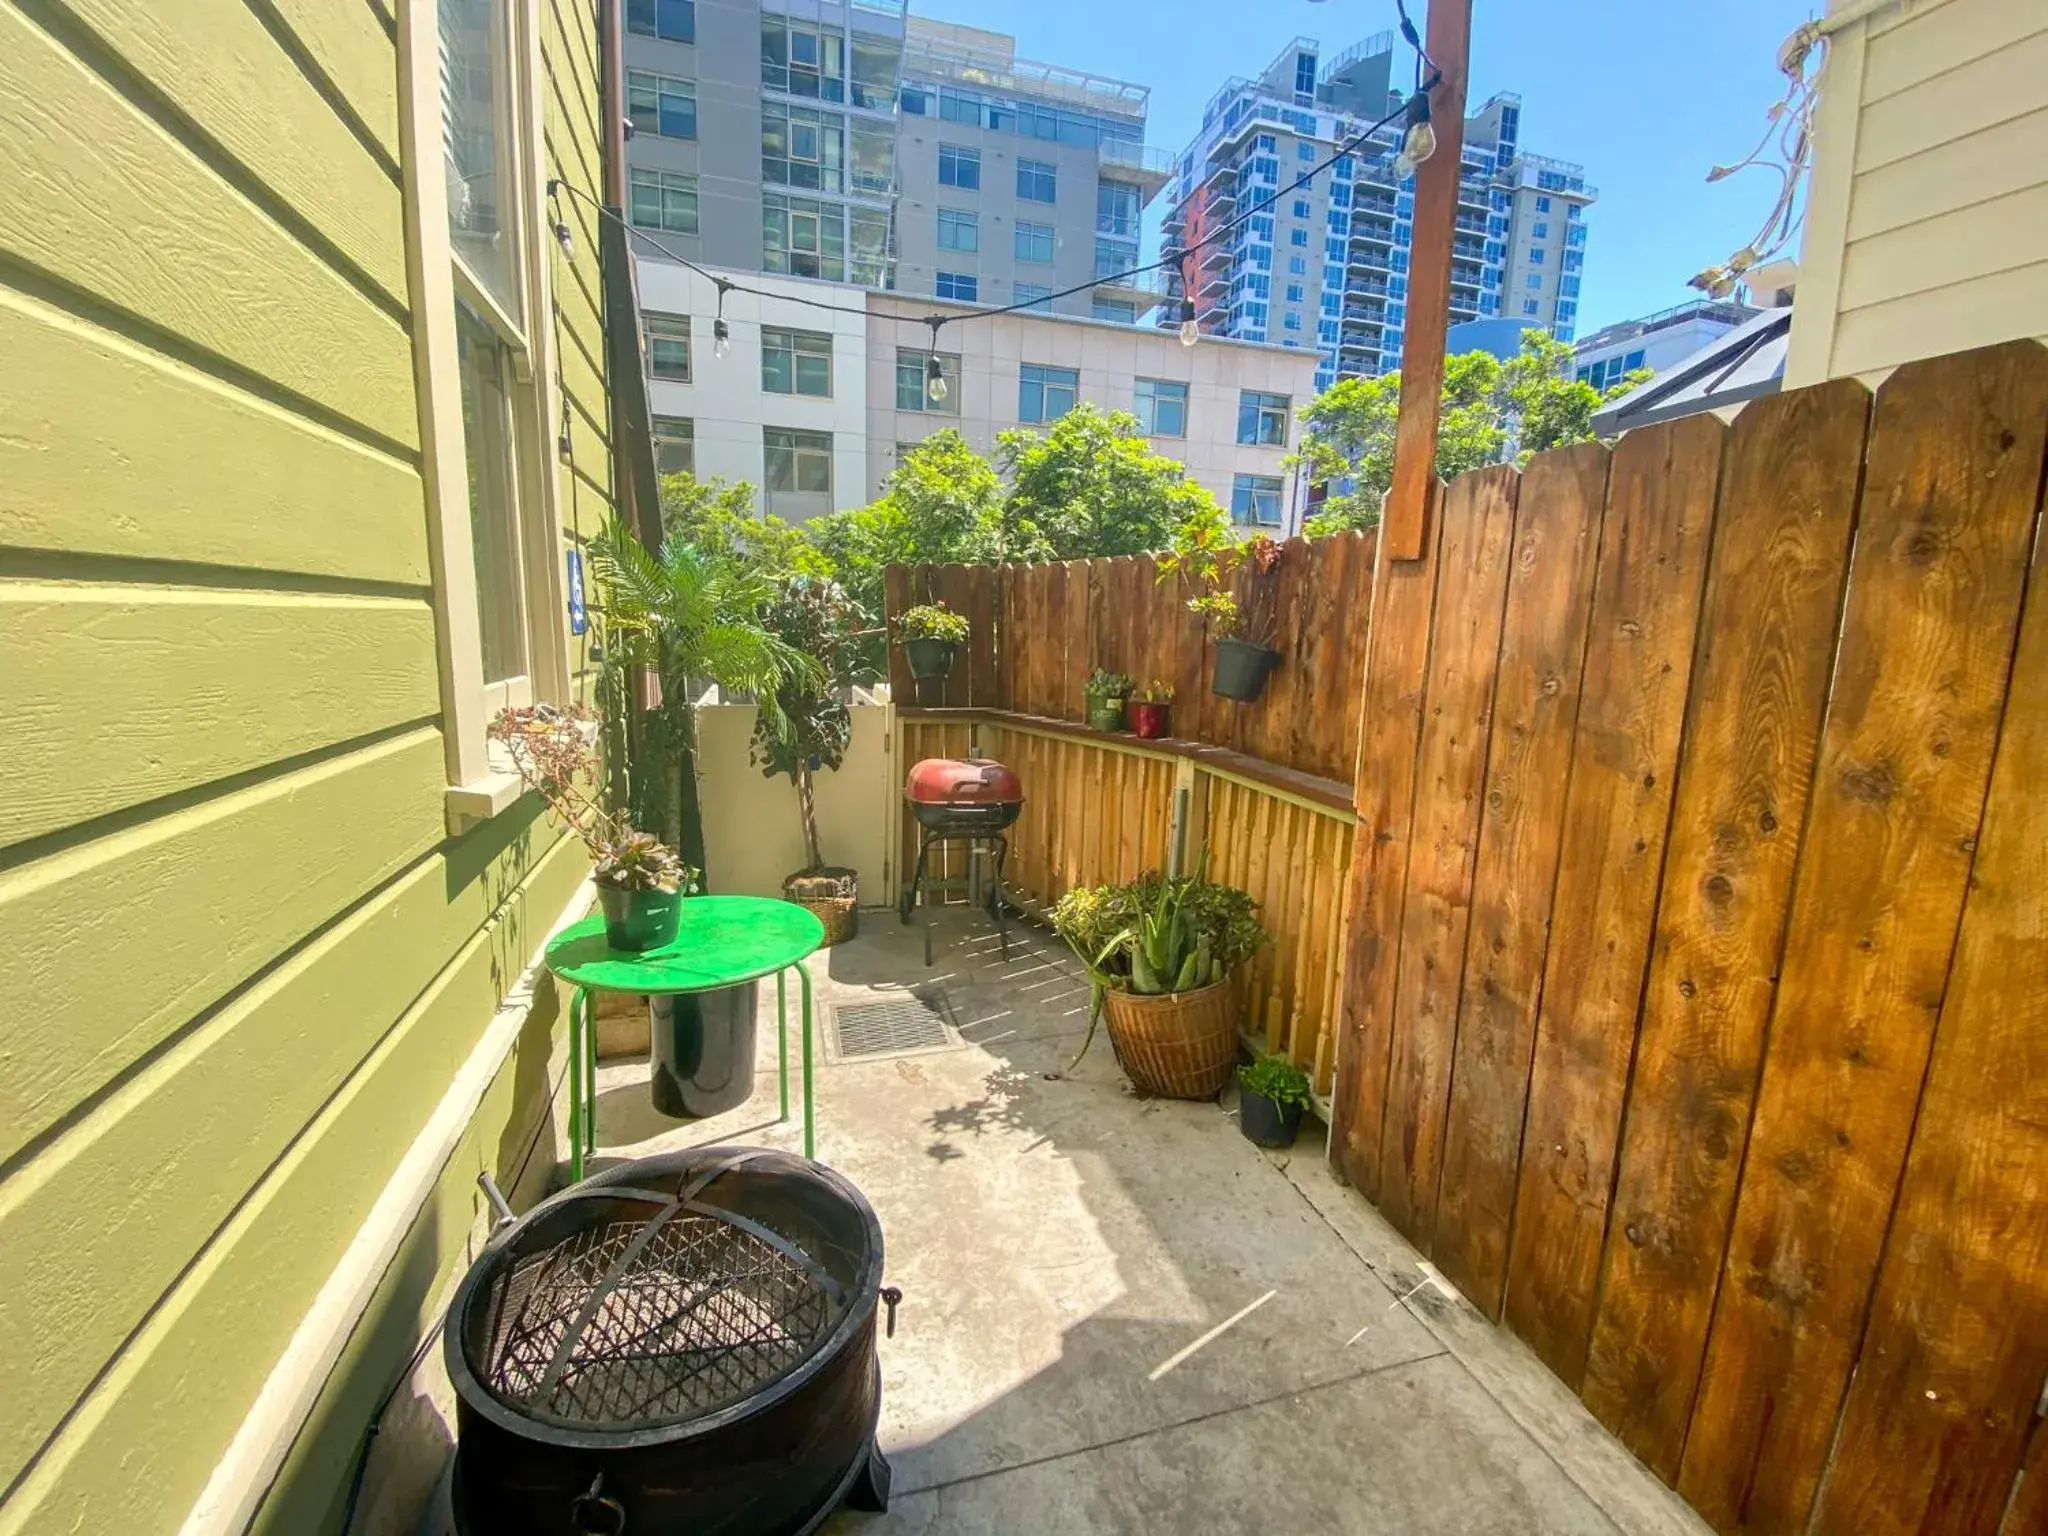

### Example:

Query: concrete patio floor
xmin=584 ymin=909 xmax=1710 ymax=1536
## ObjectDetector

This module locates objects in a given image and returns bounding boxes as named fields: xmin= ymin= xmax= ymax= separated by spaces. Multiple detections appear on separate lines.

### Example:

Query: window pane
xmin=653 ymin=414 xmax=694 ymax=474
xmin=440 ymin=0 xmax=517 ymax=313
xmin=455 ymin=301 xmax=526 ymax=685
xmin=795 ymin=352 xmax=831 ymax=396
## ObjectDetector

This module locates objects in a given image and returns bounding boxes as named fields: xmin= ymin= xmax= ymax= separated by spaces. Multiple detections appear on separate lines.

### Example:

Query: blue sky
xmin=920 ymin=0 xmax=1817 ymax=333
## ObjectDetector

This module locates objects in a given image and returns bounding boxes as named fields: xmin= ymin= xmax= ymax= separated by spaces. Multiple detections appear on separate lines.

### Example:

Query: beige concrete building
xmin=1786 ymin=0 xmax=2048 ymax=385
xmin=867 ymin=293 xmax=1320 ymax=532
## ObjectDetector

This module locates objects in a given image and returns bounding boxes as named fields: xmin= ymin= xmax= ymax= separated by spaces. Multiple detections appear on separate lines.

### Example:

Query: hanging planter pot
xmin=1212 ymin=638 xmax=1280 ymax=702
xmin=597 ymin=885 xmax=683 ymax=952
xmin=903 ymin=637 xmax=958 ymax=682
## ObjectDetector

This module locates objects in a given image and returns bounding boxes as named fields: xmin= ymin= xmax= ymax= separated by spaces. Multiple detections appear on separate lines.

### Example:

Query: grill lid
xmin=472 ymin=1183 xmax=847 ymax=1432
xmin=904 ymin=755 xmax=1022 ymax=806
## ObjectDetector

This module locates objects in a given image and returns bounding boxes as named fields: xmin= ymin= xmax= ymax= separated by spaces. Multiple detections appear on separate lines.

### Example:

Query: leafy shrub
xmin=1084 ymin=668 xmax=1134 ymax=701
xmin=1239 ymin=1052 xmax=1311 ymax=1109
xmin=896 ymin=601 xmax=969 ymax=644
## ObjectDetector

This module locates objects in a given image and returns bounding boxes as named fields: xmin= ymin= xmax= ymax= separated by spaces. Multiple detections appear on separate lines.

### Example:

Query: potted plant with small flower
xmin=1237 ymin=1052 xmax=1311 ymax=1147
xmin=1129 ymin=680 xmax=1175 ymax=739
xmin=1159 ymin=507 xmax=1285 ymax=703
xmin=895 ymin=601 xmax=970 ymax=683
xmin=490 ymin=704 xmax=698 ymax=952
xmin=1083 ymin=668 xmax=1133 ymax=732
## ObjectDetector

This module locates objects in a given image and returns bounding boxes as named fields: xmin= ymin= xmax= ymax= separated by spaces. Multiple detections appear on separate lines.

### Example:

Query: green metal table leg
xmin=584 ymin=987 xmax=599 ymax=1160
xmin=798 ymin=960 xmax=815 ymax=1160
xmin=568 ymin=987 xmax=586 ymax=1185
xmin=777 ymin=968 xmax=790 ymax=1123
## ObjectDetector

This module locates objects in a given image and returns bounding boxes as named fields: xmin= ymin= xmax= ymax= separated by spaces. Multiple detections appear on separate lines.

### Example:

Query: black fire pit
xmin=444 ymin=1148 xmax=895 ymax=1535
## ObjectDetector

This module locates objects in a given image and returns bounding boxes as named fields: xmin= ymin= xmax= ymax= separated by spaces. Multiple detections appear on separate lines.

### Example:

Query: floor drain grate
xmin=830 ymin=995 xmax=955 ymax=1061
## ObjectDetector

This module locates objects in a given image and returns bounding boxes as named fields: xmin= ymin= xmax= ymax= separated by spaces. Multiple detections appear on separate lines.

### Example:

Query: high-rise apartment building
xmin=1160 ymin=35 xmax=1595 ymax=391
xmin=621 ymin=5 xmax=1172 ymax=314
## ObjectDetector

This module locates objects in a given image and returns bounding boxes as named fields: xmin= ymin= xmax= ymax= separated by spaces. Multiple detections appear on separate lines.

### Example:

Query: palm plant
xmin=588 ymin=520 xmax=823 ymax=878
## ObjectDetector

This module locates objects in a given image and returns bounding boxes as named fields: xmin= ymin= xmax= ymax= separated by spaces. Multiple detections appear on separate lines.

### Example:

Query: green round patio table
xmin=545 ymin=895 xmax=826 ymax=1181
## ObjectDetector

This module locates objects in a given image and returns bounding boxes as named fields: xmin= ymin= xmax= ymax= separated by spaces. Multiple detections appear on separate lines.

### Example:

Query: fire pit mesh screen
xmin=479 ymin=1207 xmax=841 ymax=1430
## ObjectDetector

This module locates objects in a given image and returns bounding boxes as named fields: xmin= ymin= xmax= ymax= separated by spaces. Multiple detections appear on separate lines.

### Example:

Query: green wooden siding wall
xmin=0 ymin=0 xmax=612 ymax=1531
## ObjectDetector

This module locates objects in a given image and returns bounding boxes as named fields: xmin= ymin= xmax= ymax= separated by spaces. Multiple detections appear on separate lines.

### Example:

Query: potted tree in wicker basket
xmin=1052 ymin=863 xmax=1266 ymax=1100
xmin=754 ymin=577 xmax=865 ymax=945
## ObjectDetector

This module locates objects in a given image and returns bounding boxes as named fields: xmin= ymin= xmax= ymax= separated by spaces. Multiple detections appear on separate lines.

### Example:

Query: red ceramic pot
xmin=1129 ymin=701 xmax=1171 ymax=739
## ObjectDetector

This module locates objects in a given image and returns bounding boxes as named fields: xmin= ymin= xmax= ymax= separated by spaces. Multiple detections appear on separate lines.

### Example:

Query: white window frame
xmin=400 ymin=0 xmax=571 ymax=828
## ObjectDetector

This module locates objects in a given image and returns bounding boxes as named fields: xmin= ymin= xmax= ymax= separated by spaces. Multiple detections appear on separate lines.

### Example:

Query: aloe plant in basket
xmin=490 ymin=705 xmax=699 ymax=952
xmin=1051 ymin=862 xmax=1266 ymax=1100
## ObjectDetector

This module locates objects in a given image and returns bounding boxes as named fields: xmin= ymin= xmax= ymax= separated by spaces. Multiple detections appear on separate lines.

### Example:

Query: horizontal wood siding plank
xmin=265 ymin=0 xmax=402 ymax=161
xmin=56 ymin=0 xmax=408 ymax=302
xmin=1861 ymin=0 xmax=2048 ymax=103
xmin=1845 ymin=108 xmax=2048 ymax=243
xmin=1832 ymin=265 xmax=2048 ymax=379
xmin=0 ymin=8 xmax=417 ymax=448
xmin=0 ymin=288 xmax=427 ymax=583
xmin=1 ymin=586 xmax=439 ymax=849
xmin=0 ymin=730 xmax=447 ymax=1167
xmin=0 ymin=835 xmax=589 ymax=1536
xmin=0 ymin=816 xmax=575 ymax=1502
xmin=1853 ymin=28 xmax=2048 ymax=173
xmin=1839 ymin=183 xmax=2048 ymax=311
xmin=1680 ymin=341 xmax=2048 ymax=1534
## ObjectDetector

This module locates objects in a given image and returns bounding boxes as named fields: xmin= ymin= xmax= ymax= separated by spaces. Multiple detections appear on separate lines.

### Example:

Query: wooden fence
xmin=1334 ymin=340 xmax=2048 ymax=1536
xmin=885 ymin=528 xmax=1376 ymax=784
xmin=895 ymin=711 xmax=1355 ymax=1100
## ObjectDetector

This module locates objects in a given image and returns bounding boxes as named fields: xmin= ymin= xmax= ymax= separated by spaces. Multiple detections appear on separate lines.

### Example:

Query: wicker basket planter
xmin=1101 ymin=978 xmax=1238 ymax=1100
xmin=782 ymin=867 xmax=858 ymax=947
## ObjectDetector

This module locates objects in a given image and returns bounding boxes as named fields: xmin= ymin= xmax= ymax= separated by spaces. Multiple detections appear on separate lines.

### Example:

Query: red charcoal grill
xmin=900 ymin=752 xmax=1023 ymax=963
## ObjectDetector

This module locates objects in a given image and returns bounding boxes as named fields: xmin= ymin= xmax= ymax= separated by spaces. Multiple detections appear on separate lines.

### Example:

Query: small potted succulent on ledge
xmin=490 ymin=704 xmax=698 ymax=951
xmin=1052 ymin=860 xmax=1266 ymax=1100
xmin=1237 ymin=1052 xmax=1311 ymax=1147
xmin=895 ymin=600 xmax=970 ymax=683
xmin=1160 ymin=507 xmax=1285 ymax=703
xmin=1083 ymin=668 xmax=1133 ymax=732
xmin=1129 ymin=680 xmax=1174 ymax=739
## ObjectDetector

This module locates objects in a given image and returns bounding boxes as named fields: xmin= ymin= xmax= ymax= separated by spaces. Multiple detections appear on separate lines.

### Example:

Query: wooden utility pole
xmin=1382 ymin=0 xmax=1473 ymax=560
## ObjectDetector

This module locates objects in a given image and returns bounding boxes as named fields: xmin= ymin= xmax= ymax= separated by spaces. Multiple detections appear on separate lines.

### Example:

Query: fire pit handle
xmin=880 ymin=1284 xmax=902 ymax=1338
xmin=570 ymin=1472 xmax=627 ymax=1535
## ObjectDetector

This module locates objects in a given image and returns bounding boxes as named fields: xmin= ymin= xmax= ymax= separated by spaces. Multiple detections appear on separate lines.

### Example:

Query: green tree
xmin=658 ymin=470 xmax=829 ymax=581
xmin=1294 ymin=332 xmax=1647 ymax=537
xmin=996 ymin=404 xmax=1222 ymax=560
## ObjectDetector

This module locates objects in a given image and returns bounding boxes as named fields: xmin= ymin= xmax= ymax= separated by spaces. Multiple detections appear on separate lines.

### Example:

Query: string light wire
xmin=1688 ymin=22 xmax=1824 ymax=299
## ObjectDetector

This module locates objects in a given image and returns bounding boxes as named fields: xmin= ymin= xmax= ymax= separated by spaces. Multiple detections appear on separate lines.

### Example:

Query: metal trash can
xmin=648 ymin=980 xmax=759 ymax=1118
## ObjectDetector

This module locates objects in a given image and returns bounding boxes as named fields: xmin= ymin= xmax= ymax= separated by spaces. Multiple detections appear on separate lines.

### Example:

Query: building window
xmin=1237 ymin=390 xmax=1289 ymax=447
xmin=1528 ymin=247 xmax=1545 ymax=264
xmin=936 ymin=270 xmax=978 ymax=301
xmin=1532 ymin=220 xmax=1548 ymax=239
xmin=761 ymin=15 xmax=845 ymax=101
xmin=764 ymin=427 xmax=833 ymax=497
xmin=763 ymin=191 xmax=844 ymax=279
xmin=1523 ymin=298 xmax=1540 ymax=315
xmin=896 ymin=347 xmax=960 ymax=413
xmin=1535 ymin=195 xmax=1551 ymax=213
xmin=938 ymin=143 xmax=980 ymax=189
xmin=1232 ymin=474 xmax=1284 ymax=527
xmin=1133 ymin=377 xmax=1187 ymax=437
xmin=630 ymin=168 xmax=700 ymax=234
xmin=627 ymin=0 xmax=695 ymax=43
xmin=937 ymin=208 xmax=978 ymax=252
xmin=645 ymin=314 xmax=691 ymax=380
xmin=1283 ymin=310 xmax=1302 ymax=331
xmin=653 ymin=414 xmax=695 ymax=473
xmin=1289 ymin=228 xmax=1308 ymax=247
xmin=761 ymin=326 xmax=832 ymax=396
xmin=1295 ymin=51 xmax=1317 ymax=99
xmin=1014 ymin=282 xmax=1054 ymax=312
xmin=1292 ymin=198 xmax=1311 ymax=219
xmin=763 ymin=102 xmax=845 ymax=193
xmin=1098 ymin=180 xmax=1141 ymax=237
xmin=1017 ymin=158 xmax=1057 ymax=203
xmin=1019 ymin=363 xmax=1078 ymax=423
xmin=1285 ymin=282 xmax=1304 ymax=303
xmin=1624 ymin=349 xmax=1646 ymax=371
xmin=1014 ymin=220 xmax=1056 ymax=264
xmin=1297 ymin=139 xmax=1316 ymax=161
xmin=628 ymin=70 xmax=697 ymax=139
xmin=1093 ymin=297 xmax=1136 ymax=323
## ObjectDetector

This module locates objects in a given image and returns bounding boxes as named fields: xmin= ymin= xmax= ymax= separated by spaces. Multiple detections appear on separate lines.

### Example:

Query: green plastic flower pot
xmin=597 ymin=885 xmax=682 ymax=952
xmin=1087 ymin=700 xmax=1128 ymax=732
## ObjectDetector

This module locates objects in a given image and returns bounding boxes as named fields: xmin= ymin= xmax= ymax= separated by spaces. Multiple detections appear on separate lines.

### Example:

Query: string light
xmin=1176 ymin=252 xmax=1199 ymax=347
xmin=1690 ymin=22 xmax=1823 ymax=301
xmin=712 ymin=277 xmax=732 ymax=359
xmin=924 ymin=317 xmax=949 ymax=404
xmin=1391 ymin=92 xmax=1436 ymax=181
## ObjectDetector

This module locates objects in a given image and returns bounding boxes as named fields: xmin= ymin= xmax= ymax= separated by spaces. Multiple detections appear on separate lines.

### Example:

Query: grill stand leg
xmin=987 ymin=835 xmax=1010 ymax=961
xmin=845 ymin=1442 xmax=893 ymax=1513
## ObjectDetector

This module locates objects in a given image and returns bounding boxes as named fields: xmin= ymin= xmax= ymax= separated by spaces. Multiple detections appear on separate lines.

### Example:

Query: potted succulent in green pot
xmin=1237 ymin=1052 xmax=1311 ymax=1147
xmin=490 ymin=704 xmax=698 ymax=952
xmin=1052 ymin=862 xmax=1267 ymax=1100
xmin=895 ymin=600 xmax=970 ymax=683
xmin=1129 ymin=679 xmax=1175 ymax=739
xmin=1084 ymin=668 xmax=1133 ymax=732
xmin=1160 ymin=508 xmax=1285 ymax=703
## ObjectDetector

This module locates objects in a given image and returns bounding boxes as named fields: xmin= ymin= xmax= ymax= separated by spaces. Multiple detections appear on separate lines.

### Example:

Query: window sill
xmin=445 ymin=771 xmax=527 ymax=834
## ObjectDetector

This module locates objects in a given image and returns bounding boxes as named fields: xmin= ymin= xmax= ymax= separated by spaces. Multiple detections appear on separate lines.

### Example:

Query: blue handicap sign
xmin=566 ymin=548 xmax=588 ymax=635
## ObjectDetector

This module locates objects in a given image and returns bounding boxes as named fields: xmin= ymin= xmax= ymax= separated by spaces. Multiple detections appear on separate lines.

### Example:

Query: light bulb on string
xmin=1393 ymin=89 xmax=1435 ymax=181
xmin=712 ymin=278 xmax=732 ymax=359
xmin=1175 ymin=252 xmax=1198 ymax=347
xmin=924 ymin=319 xmax=949 ymax=404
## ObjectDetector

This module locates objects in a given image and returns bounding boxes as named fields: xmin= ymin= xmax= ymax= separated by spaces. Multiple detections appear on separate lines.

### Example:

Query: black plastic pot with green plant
xmin=896 ymin=600 xmax=969 ymax=683
xmin=1237 ymin=1051 xmax=1311 ymax=1147
xmin=1159 ymin=513 xmax=1286 ymax=705
xmin=1083 ymin=667 xmax=1133 ymax=732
